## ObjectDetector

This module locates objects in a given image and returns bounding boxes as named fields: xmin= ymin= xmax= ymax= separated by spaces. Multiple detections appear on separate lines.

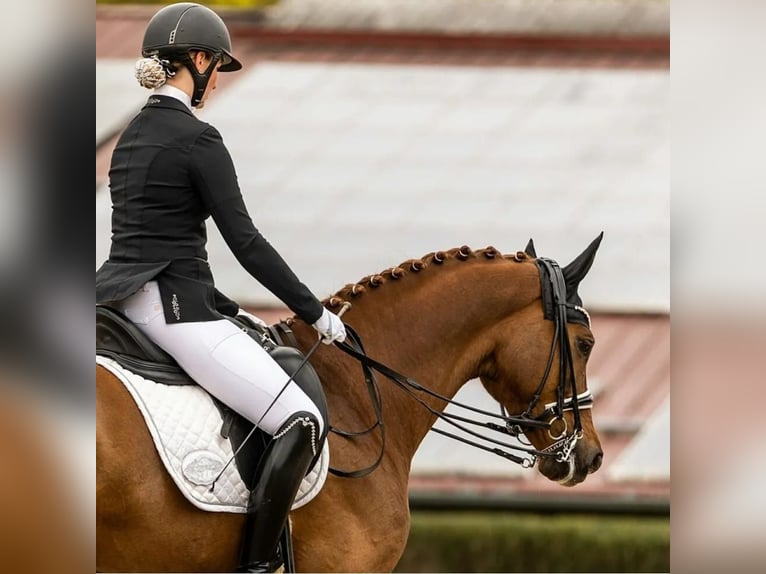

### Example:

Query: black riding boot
xmin=237 ymin=412 xmax=319 ymax=573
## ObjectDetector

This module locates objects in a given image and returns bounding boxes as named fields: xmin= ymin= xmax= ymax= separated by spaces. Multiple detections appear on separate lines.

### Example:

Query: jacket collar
xmin=153 ymin=84 xmax=193 ymax=111
xmin=142 ymin=94 xmax=195 ymax=117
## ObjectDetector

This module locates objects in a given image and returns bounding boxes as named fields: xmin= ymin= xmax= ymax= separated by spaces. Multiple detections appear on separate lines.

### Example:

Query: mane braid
xmin=321 ymin=245 xmax=523 ymax=308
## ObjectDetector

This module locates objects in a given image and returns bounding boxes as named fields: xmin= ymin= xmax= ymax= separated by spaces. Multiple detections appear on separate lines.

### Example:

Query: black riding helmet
xmin=141 ymin=2 xmax=242 ymax=106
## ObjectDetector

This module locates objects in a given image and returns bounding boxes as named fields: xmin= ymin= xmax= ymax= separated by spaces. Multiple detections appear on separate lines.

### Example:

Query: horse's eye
xmin=577 ymin=338 xmax=594 ymax=356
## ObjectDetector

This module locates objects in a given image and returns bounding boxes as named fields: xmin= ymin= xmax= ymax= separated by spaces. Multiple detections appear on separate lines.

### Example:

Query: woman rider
xmin=95 ymin=3 xmax=346 ymax=572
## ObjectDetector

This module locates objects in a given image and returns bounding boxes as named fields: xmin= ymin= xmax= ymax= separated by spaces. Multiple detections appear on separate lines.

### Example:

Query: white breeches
xmin=116 ymin=281 xmax=323 ymax=436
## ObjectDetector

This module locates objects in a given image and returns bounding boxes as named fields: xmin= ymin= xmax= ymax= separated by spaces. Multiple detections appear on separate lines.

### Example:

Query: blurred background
xmin=96 ymin=1 xmax=670 ymax=571
xmin=0 ymin=0 xmax=760 ymax=572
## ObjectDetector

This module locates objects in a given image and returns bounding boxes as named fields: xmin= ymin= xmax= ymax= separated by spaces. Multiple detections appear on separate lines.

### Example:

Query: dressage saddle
xmin=95 ymin=304 xmax=329 ymax=488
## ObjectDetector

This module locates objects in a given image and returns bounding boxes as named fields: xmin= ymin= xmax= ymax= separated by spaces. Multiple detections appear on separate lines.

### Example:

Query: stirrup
xmin=238 ymin=557 xmax=284 ymax=573
xmin=238 ymin=543 xmax=283 ymax=573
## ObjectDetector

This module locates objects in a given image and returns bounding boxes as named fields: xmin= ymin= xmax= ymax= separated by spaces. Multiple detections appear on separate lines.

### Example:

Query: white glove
xmin=312 ymin=308 xmax=347 ymax=345
xmin=236 ymin=309 xmax=268 ymax=328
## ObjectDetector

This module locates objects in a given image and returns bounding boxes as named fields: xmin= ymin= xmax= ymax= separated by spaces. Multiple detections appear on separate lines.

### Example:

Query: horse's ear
xmin=562 ymin=232 xmax=603 ymax=295
xmin=524 ymin=238 xmax=537 ymax=258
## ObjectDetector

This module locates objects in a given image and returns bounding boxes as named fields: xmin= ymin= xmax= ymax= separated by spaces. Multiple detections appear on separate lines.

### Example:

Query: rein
xmin=271 ymin=321 xmax=386 ymax=478
xmin=334 ymin=329 xmax=548 ymax=469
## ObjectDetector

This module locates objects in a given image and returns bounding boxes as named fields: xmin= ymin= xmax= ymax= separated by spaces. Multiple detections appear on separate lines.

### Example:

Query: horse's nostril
xmin=590 ymin=451 xmax=603 ymax=473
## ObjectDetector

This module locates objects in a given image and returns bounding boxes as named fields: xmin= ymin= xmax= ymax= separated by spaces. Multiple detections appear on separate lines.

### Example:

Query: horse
xmin=96 ymin=236 xmax=605 ymax=573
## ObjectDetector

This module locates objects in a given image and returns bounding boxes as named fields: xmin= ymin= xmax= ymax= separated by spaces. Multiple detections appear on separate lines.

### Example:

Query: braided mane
xmin=321 ymin=245 xmax=531 ymax=309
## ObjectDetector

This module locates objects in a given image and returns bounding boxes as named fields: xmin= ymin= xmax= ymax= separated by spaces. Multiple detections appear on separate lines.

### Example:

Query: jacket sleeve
xmin=189 ymin=125 xmax=325 ymax=325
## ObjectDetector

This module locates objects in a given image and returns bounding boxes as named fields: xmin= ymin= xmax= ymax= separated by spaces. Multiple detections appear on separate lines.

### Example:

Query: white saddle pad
xmin=97 ymin=355 xmax=329 ymax=514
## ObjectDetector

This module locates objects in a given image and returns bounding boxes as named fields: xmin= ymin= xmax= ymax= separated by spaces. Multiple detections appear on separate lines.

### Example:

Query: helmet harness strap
xmin=179 ymin=50 xmax=221 ymax=107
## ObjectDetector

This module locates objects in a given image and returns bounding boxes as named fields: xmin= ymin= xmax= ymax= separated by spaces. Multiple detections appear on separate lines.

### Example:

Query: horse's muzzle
xmin=586 ymin=447 xmax=603 ymax=473
xmin=538 ymin=442 xmax=603 ymax=486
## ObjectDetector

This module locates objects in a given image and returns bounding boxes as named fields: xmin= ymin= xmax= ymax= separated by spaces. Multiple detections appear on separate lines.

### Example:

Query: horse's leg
xmin=96 ymin=367 xmax=244 ymax=573
xmin=291 ymin=473 xmax=411 ymax=572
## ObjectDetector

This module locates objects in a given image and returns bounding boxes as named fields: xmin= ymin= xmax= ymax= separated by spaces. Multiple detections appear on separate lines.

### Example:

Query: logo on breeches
xmin=171 ymin=294 xmax=181 ymax=320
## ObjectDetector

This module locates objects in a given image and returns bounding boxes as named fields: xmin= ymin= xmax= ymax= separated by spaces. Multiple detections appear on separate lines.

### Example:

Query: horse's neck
xmin=304 ymin=257 xmax=540 ymax=464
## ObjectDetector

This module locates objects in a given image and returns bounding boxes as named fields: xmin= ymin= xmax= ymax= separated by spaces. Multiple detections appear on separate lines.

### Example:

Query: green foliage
xmin=396 ymin=512 xmax=670 ymax=573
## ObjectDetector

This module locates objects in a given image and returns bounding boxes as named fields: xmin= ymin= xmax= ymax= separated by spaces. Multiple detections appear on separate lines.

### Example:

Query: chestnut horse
xmin=97 ymin=237 xmax=605 ymax=573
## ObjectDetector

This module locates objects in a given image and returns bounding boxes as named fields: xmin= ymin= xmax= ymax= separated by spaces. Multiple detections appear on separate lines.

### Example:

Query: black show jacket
xmin=96 ymin=95 xmax=324 ymax=325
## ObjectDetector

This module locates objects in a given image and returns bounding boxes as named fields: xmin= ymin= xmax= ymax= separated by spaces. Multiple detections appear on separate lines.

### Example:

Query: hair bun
xmin=135 ymin=57 xmax=167 ymax=89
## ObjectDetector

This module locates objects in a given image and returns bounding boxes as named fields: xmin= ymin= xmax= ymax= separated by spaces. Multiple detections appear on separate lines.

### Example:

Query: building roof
xmin=98 ymin=0 xmax=670 ymax=37
xmin=97 ymin=40 xmax=669 ymax=314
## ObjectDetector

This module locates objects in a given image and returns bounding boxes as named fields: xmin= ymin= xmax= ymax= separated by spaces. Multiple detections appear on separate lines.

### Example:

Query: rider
xmin=95 ymin=3 xmax=346 ymax=571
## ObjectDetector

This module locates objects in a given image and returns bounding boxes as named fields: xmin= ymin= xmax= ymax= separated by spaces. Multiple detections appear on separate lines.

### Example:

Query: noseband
xmin=319 ymin=256 xmax=594 ymax=477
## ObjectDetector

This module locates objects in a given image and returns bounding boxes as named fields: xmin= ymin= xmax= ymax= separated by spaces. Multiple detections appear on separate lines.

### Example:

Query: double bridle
xmin=278 ymin=257 xmax=594 ymax=478
xmin=508 ymin=257 xmax=594 ymax=465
